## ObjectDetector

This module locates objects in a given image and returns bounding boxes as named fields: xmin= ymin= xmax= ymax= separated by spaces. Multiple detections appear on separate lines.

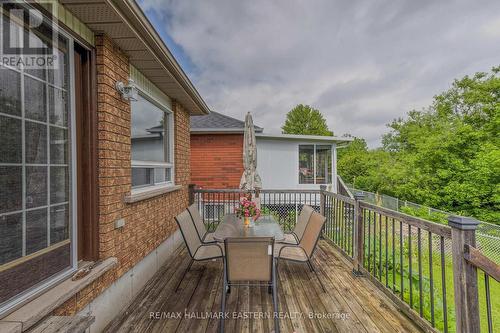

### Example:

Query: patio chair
xmin=275 ymin=210 xmax=327 ymax=292
xmin=174 ymin=209 xmax=223 ymax=292
xmin=280 ymin=204 xmax=314 ymax=245
xmin=187 ymin=203 xmax=216 ymax=242
xmin=220 ymin=237 xmax=279 ymax=333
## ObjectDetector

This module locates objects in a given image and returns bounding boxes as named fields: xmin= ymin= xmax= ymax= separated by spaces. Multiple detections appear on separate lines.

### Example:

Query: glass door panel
xmin=0 ymin=3 xmax=74 ymax=312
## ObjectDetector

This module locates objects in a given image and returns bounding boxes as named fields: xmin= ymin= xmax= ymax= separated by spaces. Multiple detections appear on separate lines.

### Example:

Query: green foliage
xmin=399 ymin=206 xmax=448 ymax=224
xmin=338 ymin=66 xmax=500 ymax=224
xmin=282 ymin=104 xmax=333 ymax=136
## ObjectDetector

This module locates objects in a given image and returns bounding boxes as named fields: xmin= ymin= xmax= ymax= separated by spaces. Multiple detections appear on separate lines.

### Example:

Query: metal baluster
xmin=217 ymin=192 xmax=221 ymax=229
xmin=409 ymin=225 xmax=413 ymax=309
xmin=418 ymin=228 xmax=423 ymax=317
xmin=373 ymin=211 xmax=377 ymax=276
xmin=400 ymin=221 xmax=404 ymax=300
xmin=294 ymin=192 xmax=297 ymax=231
xmin=440 ymin=236 xmax=448 ymax=333
xmin=485 ymin=273 xmax=493 ymax=333
xmin=378 ymin=213 xmax=382 ymax=281
xmin=363 ymin=209 xmax=367 ymax=267
xmin=197 ymin=192 xmax=202 ymax=224
xmin=392 ymin=218 xmax=396 ymax=292
xmin=329 ymin=196 xmax=333 ymax=240
xmin=343 ymin=200 xmax=347 ymax=252
xmin=350 ymin=202 xmax=355 ymax=256
xmin=385 ymin=215 xmax=389 ymax=287
xmin=342 ymin=201 xmax=346 ymax=250
xmin=428 ymin=231 xmax=435 ymax=327
xmin=212 ymin=192 xmax=215 ymax=231
xmin=367 ymin=209 xmax=372 ymax=272
xmin=333 ymin=197 xmax=338 ymax=244
xmin=338 ymin=198 xmax=341 ymax=245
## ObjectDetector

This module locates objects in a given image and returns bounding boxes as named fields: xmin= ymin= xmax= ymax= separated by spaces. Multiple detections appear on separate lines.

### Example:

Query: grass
xmin=333 ymin=212 xmax=500 ymax=333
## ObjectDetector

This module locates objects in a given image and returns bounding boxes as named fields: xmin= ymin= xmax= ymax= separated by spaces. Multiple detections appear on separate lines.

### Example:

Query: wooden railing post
xmin=319 ymin=185 xmax=326 ymax=216
xmin=352 ymin=193 xmax=365 ymax=276
xmin=319 ymin=185 xmax=327 ymax=238
xmin=448 ymin=215 xmax=480 ymax=333
xmin=188 ymin=184 xmax=196 ymax=205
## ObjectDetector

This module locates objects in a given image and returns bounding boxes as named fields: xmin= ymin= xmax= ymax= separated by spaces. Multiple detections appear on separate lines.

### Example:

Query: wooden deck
xmin=105 ymin=241 xmax=422 ymax=333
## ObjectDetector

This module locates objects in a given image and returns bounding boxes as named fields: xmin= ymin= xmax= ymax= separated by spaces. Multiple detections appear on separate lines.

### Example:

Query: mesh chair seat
xmin=275 ymin=244 xmax=308 ymax=261
xmin=194 ymin=243 xmax=224 ymax=260
xmin=280 ymin=233 xmax=299 ymax=245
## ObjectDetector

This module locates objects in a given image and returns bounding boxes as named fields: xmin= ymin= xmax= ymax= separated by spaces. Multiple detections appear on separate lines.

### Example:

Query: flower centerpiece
xmin=234 ymin=194 xmax=261 ymax=226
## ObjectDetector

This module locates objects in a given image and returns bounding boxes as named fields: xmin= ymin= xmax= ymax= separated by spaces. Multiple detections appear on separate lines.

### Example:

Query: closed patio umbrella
xmin=240 ymin=112 xmax=262 ymax=195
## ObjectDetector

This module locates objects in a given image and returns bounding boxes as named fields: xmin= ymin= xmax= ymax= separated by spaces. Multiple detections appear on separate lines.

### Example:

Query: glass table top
xmin=213 ymin=214 xmax=285 ymax=242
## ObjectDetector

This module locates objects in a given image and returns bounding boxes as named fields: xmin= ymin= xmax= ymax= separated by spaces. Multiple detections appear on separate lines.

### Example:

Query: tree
xmin=282 ymin=104 xmax=333 ymax=136
xmin=338 ymin=66 xmax=500 ymax=224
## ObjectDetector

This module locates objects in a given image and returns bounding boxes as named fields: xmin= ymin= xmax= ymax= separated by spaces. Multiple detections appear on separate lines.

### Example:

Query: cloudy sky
xmin=139 ymin=0 xmax=500 ymax=147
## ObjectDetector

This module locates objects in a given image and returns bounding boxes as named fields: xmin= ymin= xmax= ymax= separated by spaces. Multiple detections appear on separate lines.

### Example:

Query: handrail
xmin=464 ymin=244 xmax=500 ymax=282
xmin=359 ymin=201 xmax=452 ymax=238
xmin=323 ymin=190 xmax=356 ymax=205
xmin=193 ymin=188 xmax=320 ymax=194
xmin=336 ymin=175 xmax=354 ymax=199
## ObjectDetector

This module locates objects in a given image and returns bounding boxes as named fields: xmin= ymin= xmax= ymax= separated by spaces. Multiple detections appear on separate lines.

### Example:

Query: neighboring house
xmin=256 ymin=133 xmax=352 ymax=192
xmin=190 ymin=113 xmax=352 ymax=192
xmin=190 ymin=111 xmax=263 ymax=189
xmin=0 ymin=1 xmax=209 ymax=332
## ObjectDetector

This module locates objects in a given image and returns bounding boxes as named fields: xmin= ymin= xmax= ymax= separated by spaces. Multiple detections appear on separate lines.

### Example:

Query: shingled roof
xmin=190 ymin=111 xmax=263 ymax=133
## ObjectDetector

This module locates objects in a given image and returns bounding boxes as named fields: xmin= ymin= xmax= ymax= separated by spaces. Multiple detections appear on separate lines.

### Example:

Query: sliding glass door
xmin=0 ymin=2 xmax=76 ymax=315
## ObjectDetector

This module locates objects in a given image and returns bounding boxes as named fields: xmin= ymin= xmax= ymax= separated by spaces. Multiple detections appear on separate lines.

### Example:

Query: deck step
xmin=28 ymin=316 xmax=94 ymax=333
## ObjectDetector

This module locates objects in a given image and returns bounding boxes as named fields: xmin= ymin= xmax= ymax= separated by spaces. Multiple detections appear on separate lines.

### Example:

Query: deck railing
xmin=191 ymin=188 xmax=321 ymax=232
xmin=336 ymin=175 xmax=354 ymax=199
xmin=190 ymin=185 xmax=499 ymax=333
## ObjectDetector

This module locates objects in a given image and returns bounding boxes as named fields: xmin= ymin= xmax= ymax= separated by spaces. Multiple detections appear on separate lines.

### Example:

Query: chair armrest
xmin=277 ymin=244 xmax=307 ymax=258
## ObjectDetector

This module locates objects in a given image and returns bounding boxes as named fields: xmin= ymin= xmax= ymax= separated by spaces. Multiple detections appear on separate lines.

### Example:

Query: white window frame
xmin=130 ymin=89 xmax=175 ymax=191
xmin=298 ymin=144 xmax=334 ymax=185
xmin=0 ymin=4 xmax=78 ymax=316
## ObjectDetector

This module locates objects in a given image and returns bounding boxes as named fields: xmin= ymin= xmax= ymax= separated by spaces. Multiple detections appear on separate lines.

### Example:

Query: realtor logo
xmin=0 ymin=0 xmax=59 ymax=69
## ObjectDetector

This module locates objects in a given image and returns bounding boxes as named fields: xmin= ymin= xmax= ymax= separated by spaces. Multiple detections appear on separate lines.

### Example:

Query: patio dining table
xmin=213 ymin=214 xmax=285 ymax=242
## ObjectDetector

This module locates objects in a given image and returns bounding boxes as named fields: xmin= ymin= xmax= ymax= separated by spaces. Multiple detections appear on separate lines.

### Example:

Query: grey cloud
xmin=139 ymin=0 xmax=500 ymax=147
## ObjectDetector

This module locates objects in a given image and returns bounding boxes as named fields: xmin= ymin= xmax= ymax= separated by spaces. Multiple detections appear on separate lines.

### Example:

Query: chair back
xmin=175 ymin=209 xmax=202 ymax=258
xmin=299 ymin=211 xmax=326 ymax=257
xmin=187 ymin=204 xmax=207 ymax=239
xmin=224 ymin=237 xmax=274 ymax=282
xmin=294 ymin=205 xmax=314 ymax=241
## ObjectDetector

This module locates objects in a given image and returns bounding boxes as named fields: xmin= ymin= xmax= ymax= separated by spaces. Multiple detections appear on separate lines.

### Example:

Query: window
xmin=0 ymin=3 xmax=75 ymax=313
xmin=131 ymin=94 xmax=173 ymax=189
xmin=298 ymin=145 xmax=332 ymax=184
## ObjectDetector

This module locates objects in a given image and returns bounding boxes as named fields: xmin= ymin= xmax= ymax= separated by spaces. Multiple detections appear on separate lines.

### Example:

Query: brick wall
xmin=190 ymin=134 xmax=244 ymax=188
xmin=54 ymin=35 xmax=190 ymax=315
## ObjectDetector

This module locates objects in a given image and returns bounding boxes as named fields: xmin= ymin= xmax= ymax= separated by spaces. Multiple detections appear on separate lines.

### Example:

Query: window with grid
xmin=131 ymin=94 xmax=174 ymax=189
xmin=0 ymin=3 xmax=74 ymax=311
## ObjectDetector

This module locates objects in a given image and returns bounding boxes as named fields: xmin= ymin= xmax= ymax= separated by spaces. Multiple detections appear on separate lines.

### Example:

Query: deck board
xmin=104 ymin=241 xmax=423 ymax=333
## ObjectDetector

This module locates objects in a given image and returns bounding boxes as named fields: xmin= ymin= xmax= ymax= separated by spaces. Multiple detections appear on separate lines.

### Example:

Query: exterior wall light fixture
xmin=116 ymin=79 xmax=138 ymax=101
